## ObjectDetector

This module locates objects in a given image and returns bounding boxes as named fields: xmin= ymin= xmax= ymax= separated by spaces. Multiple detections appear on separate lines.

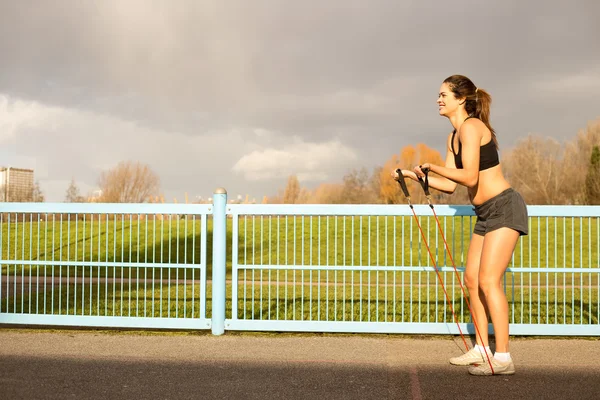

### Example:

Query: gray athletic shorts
xmin=473 ymin=188 xmax=528 ymax=236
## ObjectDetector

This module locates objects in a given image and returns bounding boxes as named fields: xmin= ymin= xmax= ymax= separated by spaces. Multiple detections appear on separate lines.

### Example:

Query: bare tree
xmin=379 ymin=154 xmax=403 ymax=204
xmin=307 ymin=183 xmax=344 ymax=204
xmin=265 ymin=192 xmax=283 ymax=204
xmin=98 ymin=161 xmax=160 ymax=203
xmin=585 ymin=146 xmax=600 ymax=204
xmin=573 ymin=120 xmax=600 ymax=159
xmin=368 ymin=166 xmax=383 ymax=204
xmin=32 ymin=181 xmax=44 ymax=202
xmin=283 ymin=175 xmax=300 ymax=204
xmin=341 ymin=168 xmax=380 ymax=204
xmin=562 ymin=120 xmax=600 ymax=204
xmin=503 ymin=135 xmax=574 ymax=204
xmin=65 ymin=178 xmax=85 ymax=202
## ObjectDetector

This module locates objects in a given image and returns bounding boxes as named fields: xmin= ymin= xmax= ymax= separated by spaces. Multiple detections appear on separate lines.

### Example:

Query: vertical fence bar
xmin=588 ymin=217 xmax=592 ymax=324
xmin=51 ymin=214 xmax=55 ymax=315
xmin=12 ymin=214 xmax=17 ymax=313
xmin=114 ymin=214 xmax=117 ymax=317
xmin=563 ymin=218 xmax=566 ymax=324
xmin=310 ymin=217 xmax=314 ymax=321
xmin=244 ymin=216 xmax=248 ymax=319
xmin=152 ymin=215 xmax=156 ymax=317
xmin=44 ymin=214 xmax=47 ymax=314
xmin=142 ymin=215 xmax=147 ymax=318
xmin=0 ymin=214 xmax=3 ymax=312
xmin=366 ymin=216 xmax=370 ymax=322
xmin=253 ymin=216 xmax=257 ymax=319
xmin=66 ymin=215 xmax=70 ymax=315
xmin=22 ymin=213 xmax=26 ymax=314
xmin=96 ymin=214 xmax=100 ymax=315
xmin=319 ymin=216 xmax=322 ymax=321
xmin=0 ymin=213 xmax=2 ymax=312
xmin=211 ymin=188 xmax=227 ymax=335
xmin=121 ymin=214 xmax=125 ymax=317
xmin=571 ymin=218 xmax=575 ymax=324
xmin=159 ymin=214 xmax=163 ymax=317
xmin=276 ymin=216 xmax=279 ymax=320
xmin=138 ymin=214 xmax=142 ymax=317
xmin=580 ymin=217 xmax=583 ymax=324
xmin=301 ymin=216 xmax=305 ymax=320
xmin=261 ymin=216 xmax=264 ymax=320
xmin=554 ymin=216 xmax=557 ymax=324
xmin=105 ymin=214 xmax=109 ymax=317
xmin=179 ymin=217 xmax=185 ymax=316
xmin=167 ymin=215 xmax=171 ymax=317
xmin=74 ymin=215 xmax=78 ymax=315
xmin=333 ymin=217 xmax=337 ymax=321
xmin=200 ymin=214 xmax=208 ymax=321
xmin=270 ymin=216 xmax=273 ymax=320
xmin=402 ymin=216 xmax=405 ymax=322
xmin=89 ymin=214 xmax=93 ymax=316
xmin=231 ymin=213 xmax=239 ymax=321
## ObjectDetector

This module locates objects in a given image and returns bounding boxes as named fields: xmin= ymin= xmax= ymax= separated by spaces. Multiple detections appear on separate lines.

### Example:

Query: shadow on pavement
xmin=1 ymin=356 xmax=599 ymax=400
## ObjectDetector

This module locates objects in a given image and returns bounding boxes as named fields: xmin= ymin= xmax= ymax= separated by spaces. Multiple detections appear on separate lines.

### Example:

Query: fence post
xmin=211 ymin=187 xmax=227 ymax=335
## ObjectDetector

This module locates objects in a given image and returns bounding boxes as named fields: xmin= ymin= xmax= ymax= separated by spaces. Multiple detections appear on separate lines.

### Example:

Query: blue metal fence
xmin=0 ymin=202 xmax=212 ymax=330
xmin=225 ymin=202 xmax=600 ymax=336
xmin=1 ymin=191 xmax=599 ymax=336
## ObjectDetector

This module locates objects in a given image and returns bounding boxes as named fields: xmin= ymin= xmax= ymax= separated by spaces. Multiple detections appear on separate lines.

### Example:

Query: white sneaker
xmin=449 ymin=347 xmax=490 ymax=366
xmin=468 ymin=357 xmax=516 ymax=375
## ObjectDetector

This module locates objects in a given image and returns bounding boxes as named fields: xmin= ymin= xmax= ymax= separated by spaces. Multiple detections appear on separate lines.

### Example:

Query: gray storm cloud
xmin=0 ymin=1 xmax=598 ymax=202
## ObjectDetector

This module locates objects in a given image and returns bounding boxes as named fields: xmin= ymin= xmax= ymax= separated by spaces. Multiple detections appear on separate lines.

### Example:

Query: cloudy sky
xmin=1 ymin=1 xmax=598 ymax=203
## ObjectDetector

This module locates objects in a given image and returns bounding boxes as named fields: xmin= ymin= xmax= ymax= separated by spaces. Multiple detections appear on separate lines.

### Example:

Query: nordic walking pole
xmin=395 ymin=169 xmax=469 ymax=352
xmin=416 ymin=166 xmax=495 ymax=373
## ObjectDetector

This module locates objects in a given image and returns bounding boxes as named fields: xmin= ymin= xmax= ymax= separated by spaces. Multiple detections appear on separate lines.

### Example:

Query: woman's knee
xmin=464 ymin=273 xmax=479 ymax=291
xmin=478 ymin=275 xmax=502 ymax=296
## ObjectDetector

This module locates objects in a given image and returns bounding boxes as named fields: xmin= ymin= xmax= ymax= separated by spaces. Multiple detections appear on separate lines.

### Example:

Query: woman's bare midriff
xmin=468 ymin=164 xmax=511 ymax=206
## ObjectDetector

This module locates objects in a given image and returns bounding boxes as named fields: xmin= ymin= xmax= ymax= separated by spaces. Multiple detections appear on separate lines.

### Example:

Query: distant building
xmin=0 ymin=167 xmax=34 ymax=202
xmin=87 ymin=189 xmax=103 ymax=203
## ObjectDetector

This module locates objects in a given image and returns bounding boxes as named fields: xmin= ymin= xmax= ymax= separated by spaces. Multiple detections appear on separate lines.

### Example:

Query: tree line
xmin=65 ymin=161 xmax=161 ymax=203
xmin=59 ymin=120 xmax=599 ymax=206
xmin=272 ymin=120 xmax=600 ymax=205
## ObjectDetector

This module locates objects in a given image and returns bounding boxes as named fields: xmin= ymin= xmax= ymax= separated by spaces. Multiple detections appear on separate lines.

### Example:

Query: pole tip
xmin=214 ymin=187 xmax=227 ymax=194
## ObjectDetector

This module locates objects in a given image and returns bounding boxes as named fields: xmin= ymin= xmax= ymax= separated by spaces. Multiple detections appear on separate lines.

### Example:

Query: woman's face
xmin=437 ymin=83 xmax=461 ymax=117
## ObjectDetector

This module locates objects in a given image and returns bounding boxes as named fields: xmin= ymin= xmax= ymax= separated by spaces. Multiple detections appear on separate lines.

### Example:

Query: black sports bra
xmin=452 ymin=117 xmax=499 ymax=170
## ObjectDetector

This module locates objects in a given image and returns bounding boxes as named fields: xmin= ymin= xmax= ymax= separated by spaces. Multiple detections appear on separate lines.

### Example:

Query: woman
xmin=394 ymin=75 xmax=528 ymax=376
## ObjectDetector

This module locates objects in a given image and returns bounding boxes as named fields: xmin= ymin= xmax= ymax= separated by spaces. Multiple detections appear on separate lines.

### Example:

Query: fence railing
xmin=1 ymin=191 xmax=599 ymax=336
xmin=225 ymin=202 xmax=600 ymax=336
xmin=0 ymin=202 xmax=212 ymax=330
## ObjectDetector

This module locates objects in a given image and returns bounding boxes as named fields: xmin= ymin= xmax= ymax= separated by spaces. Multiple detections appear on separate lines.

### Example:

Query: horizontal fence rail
xmin=226 ymin=204 xmax=600 ymax=336
xmin=0 ymin=203 xmax=212 ymax=330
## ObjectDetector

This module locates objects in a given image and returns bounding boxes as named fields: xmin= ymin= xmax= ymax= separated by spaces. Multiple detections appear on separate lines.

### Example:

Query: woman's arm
xmin=394 ymin=132 xmax=458 ymax=194
xmin=401 ymin=165 xmax=456 ymax=195
xmin=416 ymin=122 xmax=482 ymax=188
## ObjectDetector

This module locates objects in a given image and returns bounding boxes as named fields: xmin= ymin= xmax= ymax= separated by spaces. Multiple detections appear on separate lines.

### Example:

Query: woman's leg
xmin=463 ymin=233 xmax=489 ymax=346
xmin=478 ymin=227 xmax=520 ymax=353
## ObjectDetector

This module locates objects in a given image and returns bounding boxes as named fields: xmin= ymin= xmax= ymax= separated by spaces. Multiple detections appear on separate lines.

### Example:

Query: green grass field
xmin=1 ymin=214 xmax=598 ymax=325
xmin=2 ymin=280 xmax=598 ymax=325
xmin=2 ymin=215 xmax=599 ymax=272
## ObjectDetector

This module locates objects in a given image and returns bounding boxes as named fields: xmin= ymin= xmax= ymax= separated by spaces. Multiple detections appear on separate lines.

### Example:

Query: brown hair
xmin=443 ymin=75 xmax=498 ymax=149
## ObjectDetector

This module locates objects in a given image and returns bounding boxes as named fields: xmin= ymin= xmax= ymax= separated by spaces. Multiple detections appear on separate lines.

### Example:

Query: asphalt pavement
xmin=1 ymin=329 xmax=599 ymax=399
